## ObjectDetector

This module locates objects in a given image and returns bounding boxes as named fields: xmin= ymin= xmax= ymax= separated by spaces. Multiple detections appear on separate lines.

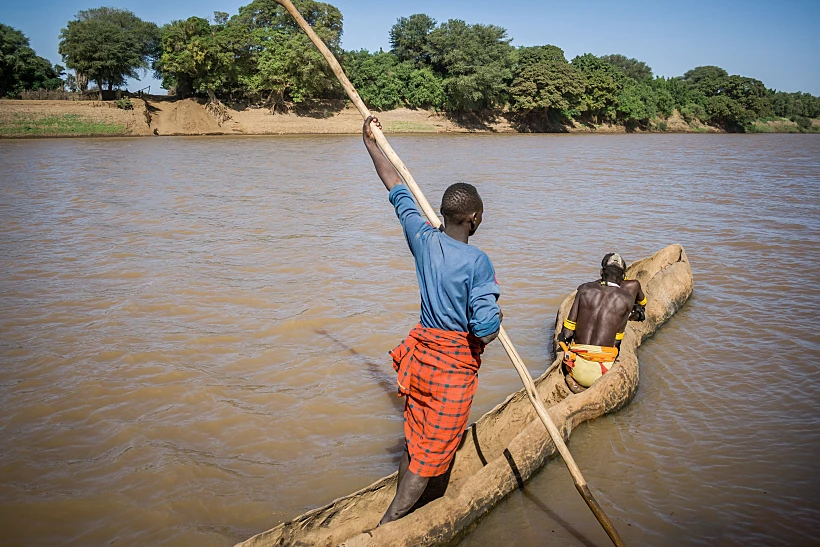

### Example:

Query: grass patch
xmin=756 ymin=116 xmax=789 ymax=123
xmin=0 ymin=113 xmax=127 ymax=137
xmin=747 ymin=122 xmax=773 ymax=133
xmin=748 ymin=120 xmax=802 ymax=133
xmin=386 ymin=121 xmax=437 ymax=133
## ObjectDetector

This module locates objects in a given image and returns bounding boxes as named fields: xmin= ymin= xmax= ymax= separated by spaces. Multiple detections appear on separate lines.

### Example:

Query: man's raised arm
xmin=363 ymin=116 xmax=402 ymax=191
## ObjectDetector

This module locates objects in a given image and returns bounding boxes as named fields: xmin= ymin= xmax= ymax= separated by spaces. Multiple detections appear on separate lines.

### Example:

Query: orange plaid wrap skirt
xmin=390 ymin=324 xmax=485 ymax=477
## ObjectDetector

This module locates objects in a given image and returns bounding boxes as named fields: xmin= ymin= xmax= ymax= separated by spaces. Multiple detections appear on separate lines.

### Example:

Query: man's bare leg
xmin=380 ymin=452 xmax=429 ymax=525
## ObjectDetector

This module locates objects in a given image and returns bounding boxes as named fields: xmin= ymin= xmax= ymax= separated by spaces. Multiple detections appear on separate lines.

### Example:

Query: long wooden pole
xmin=273 ymin=2 xmax=625 ymax=545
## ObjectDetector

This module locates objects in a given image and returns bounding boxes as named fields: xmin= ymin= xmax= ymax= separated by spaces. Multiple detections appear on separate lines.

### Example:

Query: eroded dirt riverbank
xmin=7 ymin=97 xmax=804 ymax=138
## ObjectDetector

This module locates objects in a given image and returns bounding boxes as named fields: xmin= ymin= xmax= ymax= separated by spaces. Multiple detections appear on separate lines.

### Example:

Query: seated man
xmin=557 ymin=253 xmax=646 ymax=392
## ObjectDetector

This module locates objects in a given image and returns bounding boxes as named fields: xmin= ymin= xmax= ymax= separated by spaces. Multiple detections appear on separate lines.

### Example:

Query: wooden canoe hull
xmin=237 ymin=244 xmax=694 ymax=547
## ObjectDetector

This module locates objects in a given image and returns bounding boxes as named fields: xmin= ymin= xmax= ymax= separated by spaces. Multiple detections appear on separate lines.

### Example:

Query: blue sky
xmin=4 ymin=0 xmax=819 ymax=94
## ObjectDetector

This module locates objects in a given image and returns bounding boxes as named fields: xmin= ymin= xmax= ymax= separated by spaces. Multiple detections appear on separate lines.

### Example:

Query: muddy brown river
xmin=1 ymin=134 xmax=819 ymax=546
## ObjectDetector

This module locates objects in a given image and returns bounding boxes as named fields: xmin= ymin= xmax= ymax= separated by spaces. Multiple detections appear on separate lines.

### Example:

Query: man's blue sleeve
xmin=389 ymin=184 xmax=434 ymax=257
xmin=469 ymin=253 xmax=501 ymax=338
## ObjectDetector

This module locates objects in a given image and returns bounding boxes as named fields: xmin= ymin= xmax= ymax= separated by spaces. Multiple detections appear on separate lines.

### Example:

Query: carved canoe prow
xmin=238 ymin=244 xmax=694 ymax=547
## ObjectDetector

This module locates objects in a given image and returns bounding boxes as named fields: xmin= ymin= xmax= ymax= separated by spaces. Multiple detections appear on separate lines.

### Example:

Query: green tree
xmin=771 ymin=91 xmax=820 ymax=119
xmin=600 ymin=54 xmax=652 ymax=81
xmin=680 ymin=66 xmax=772 ymax=128
xmin=679 ymin=102 xmax=706 ymax=123
xmin=683 ymin=65 xmax=728 ymax=85
xmin=656 ymin=76 xmax=702 ymax=110
xmin=617 ymin=81 xmax=658 ymax=125
xmin=390 ymin=14 xmax=436 ymax=66
xmin=648 ymin=77 xmax=675 ymax=117
xmin=405 ymin=66 xmax=445 ymax=109
xmin=425 ymin=19 xmax=515 ymax=111
xmin=59 ymin=7 xmax=160 ymax=99
xmin=703 ymin=94 xmax=744 ymax=127
xmin=0 ymin=24 xmax=63 ymax=96
xmin=516 ymin=44 xmax=567 ymax=69
xmin=571 ymin=53 xmax=626 ymax=122
xmin=213 ymin=11 xmax=230 ymax=26
xmin=682 ymin=65 xmax=728 ymax=96
xmin=722 ymin=76 xmax=771 ymax=120
xmin=794 ymin=116 xmax=812 ymax=132
xmin=154 ymin=17 xmax=210 ymax=96
xmin=509 ymin=59 xmax=584 ymax=121
xmin=344 ymin=50 xmax=445 ymax=110
xmin=155 ymin=16 xmax=251 ymax=100
xmin=344 ymin=50 xmax=406 ymax=110
xmin=232 ymin=0 xmax=343 ymax=108
xmin=232 ymin=0 xmax=342 ymax=44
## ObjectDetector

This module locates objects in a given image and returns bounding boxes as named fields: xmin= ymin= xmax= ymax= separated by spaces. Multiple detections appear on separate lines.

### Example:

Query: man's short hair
xmin=440 ymin=183 xmax=483 ymax=223
xmin=601 ymin=252 xmax=626 ymax=283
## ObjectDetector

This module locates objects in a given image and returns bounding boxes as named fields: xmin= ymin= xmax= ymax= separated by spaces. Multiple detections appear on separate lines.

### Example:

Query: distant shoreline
xmin=1 ymin=98 xmax=817 ymax=139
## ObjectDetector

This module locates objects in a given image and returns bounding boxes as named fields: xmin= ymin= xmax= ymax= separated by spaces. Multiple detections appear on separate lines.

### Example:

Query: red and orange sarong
xmin=390 ymin=324 xmax=485 ymax=477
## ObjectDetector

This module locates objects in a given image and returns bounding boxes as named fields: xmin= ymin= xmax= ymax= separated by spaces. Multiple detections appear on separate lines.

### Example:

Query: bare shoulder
xmin=621 ymin=279 xmax=642 ymax=295
xmin=576 ymin=281 xmax=600 ymax=295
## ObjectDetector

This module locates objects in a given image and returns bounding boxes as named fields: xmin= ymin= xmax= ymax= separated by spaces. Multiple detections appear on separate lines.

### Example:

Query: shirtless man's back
xmin=558 ymin=253 xmax=646 ymax=391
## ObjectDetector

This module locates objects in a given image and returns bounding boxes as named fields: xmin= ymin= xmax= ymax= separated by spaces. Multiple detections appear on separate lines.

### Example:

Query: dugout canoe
xmin=237 ymin=244 xmax=694 ymax=547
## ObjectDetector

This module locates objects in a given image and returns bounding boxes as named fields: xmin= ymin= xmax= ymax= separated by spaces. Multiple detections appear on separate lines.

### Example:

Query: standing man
xmin=558 ymin=253 xmax=646 ymax=392
xmin=362 ymin=116 xmax=502 ymax=524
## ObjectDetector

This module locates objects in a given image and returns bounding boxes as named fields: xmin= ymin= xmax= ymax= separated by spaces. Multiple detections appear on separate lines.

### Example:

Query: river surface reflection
xmin=1 ymin=134 xmax=818 ymax=546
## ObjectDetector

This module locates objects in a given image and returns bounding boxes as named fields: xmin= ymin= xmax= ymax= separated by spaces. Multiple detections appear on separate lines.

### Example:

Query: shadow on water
xmin=519 ymin=488 xmax=598 ymax=547
xmin=313 ymin=328 xmax=406 ymax=462
xmin=314 ymin=327 xmax=458 ymax=509
xmin=314 ymin=328 xmax=401 ymax=410
xmin=503 ymin=449 xmax=598 ymax=547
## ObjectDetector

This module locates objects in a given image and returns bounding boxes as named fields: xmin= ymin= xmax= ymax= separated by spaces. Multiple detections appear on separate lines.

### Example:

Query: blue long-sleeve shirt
xmin=389 ymin=185 xmax=501 ymax=338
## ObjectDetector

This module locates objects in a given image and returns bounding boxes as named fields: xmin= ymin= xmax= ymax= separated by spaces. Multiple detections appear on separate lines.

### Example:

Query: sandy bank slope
xmin=1 ymin=98 xmax=518 ymax=138
xmin=224 ymin=106 xmax=515 ymax=134
xmin=0 ymin=98 xmax=527 ymax=137
xmin=0 ymin=98 xmax=232 ymax=138
xmin=145 ymin=97 xmax=223 ymax=135
xmin=151 ymin=100 xmax=518 ymax=135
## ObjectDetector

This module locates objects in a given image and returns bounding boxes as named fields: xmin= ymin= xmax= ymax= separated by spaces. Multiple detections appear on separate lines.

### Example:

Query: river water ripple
xmin=1 ymin=134 xmax=818 ymax=546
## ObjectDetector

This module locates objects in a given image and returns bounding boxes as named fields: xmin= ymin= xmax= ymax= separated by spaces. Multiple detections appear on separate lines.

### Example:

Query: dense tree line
xmin=3 ymin=0 xmax=820 ymax=131
xmin=0 ymin=24 xmax=64 ymax=96
xmin=345 ymin=14 xmax=819 ymax=130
